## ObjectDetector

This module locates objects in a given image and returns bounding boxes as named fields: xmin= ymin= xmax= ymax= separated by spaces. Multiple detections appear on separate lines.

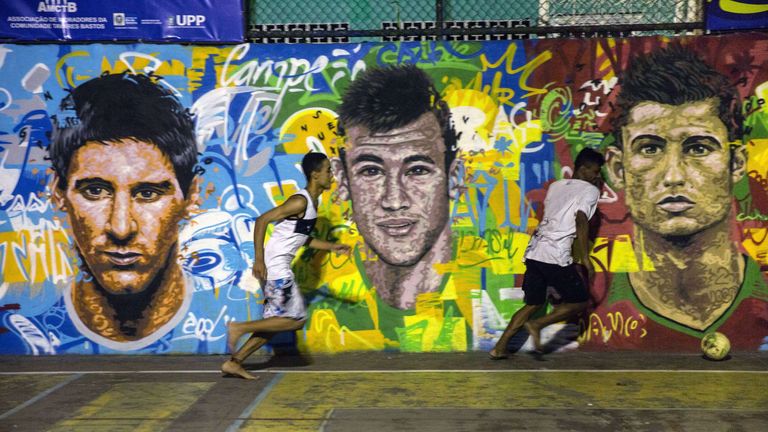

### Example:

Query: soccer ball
xmin=701 ymin=332 xmax=730 ymax=360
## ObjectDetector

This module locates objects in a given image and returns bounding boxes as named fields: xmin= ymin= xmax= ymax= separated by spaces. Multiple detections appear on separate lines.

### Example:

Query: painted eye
xmin=134 ymin=189 xmax=161 ymax=202
xmin=80 ymin=186 xmax=110 ymax=200
xmin=638 ymin=145 xmax=662 ymax=155
xmin=405 ymin=165 xmax=432 ymax=176
xmin=685 ymin=144 xmax=713 ymax=156
xmin=357 ymin=166 xmax=383 ymax=177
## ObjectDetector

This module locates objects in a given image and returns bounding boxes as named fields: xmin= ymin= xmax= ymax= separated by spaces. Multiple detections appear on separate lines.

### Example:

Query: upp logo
xmin=37 ymin=0 xmax=77 ymax=13
xmin=174 ymin=15 xmax=207 ymax=26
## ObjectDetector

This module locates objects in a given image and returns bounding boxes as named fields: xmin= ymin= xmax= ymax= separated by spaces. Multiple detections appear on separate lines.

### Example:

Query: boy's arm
xmin=574 ymin=210 xmax=593 ymax=280
xmin=252 ymin=195 xmax=308 ymax=281
xmin=307 ymin=238 xmax=351 ymax=255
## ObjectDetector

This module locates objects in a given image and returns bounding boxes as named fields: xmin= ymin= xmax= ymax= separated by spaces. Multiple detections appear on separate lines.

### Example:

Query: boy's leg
xmin=223 ymin=318 xmax=305 ymax=380
xmin=222 ymin=333 xmax=271 ymax=380
xmin=524 ymin=301 xmax=588 ymax=351
xmin=525 ymin=262 xmax=590 ymax=352
xmin=490 ymin=304 xmax=541 ymax=358
xmin=227 ymin=317 xmax=306 ymax=353
xmin=490 ymin=261 xmax=547 ymax=358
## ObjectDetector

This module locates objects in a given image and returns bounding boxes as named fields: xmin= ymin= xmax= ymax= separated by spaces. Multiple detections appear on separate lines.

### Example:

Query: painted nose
xmin=661 ymin=151 xmax=685 ymax=187
xmin=381 ymin=173 xmax=410 ymax=211
xmin=105 ymin=192 xmax=138 ymax=241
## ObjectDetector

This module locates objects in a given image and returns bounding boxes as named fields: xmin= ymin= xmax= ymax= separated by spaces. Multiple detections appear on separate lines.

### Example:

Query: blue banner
xmin=706 ymin=0 xmax=768 ymax=31
xmin=0 ymin=0 xmax=244 ymax=42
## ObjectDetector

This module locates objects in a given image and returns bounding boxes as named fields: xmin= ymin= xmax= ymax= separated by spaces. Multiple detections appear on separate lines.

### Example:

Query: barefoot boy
xmin=222 ymin=152 xmax=349 ymax=379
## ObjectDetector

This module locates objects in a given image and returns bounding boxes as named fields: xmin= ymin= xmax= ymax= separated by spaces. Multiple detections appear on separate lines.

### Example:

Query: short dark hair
xmin=612 ymin=45 xmax=743 ymax=148
xmin=337 ymin=64 xmax=457 ymax=171
xmin=50 ymin=72 xmax=198 ymax=197
xmin=301 ymin=152 xmax=328 ymax=180
xmin=574 ymin=147 xmax=605 ymax=170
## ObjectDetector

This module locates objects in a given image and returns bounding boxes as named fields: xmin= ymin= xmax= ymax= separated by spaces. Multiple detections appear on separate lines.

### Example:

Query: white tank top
xmin=263 ymin=189 xmax=317 ymax=280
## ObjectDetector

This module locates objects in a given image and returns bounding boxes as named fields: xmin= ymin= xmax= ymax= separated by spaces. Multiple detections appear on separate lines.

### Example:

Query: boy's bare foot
xmin=227 ymin=322 xmax=242 ymax=354
xmin=221 ymin=359 xmax=258 ymax=380
xmin=524 ymin=322 xmax=542 ymax=352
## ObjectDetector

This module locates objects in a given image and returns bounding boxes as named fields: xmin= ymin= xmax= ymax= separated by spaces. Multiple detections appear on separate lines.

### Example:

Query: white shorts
xmin=262 ymin=277 xmax=306 ymax=320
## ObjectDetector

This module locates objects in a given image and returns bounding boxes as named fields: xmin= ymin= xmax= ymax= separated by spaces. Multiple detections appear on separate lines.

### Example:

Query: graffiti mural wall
xmin=1 ymin=33 xmax=767 ymax=354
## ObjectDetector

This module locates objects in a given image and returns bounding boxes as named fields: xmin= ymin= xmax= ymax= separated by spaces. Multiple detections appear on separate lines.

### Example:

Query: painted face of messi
xmin=606 ymin=98 xmax=746 ymax=238
xmin=55 ymin=138 xmax=195 ymax=295
xmin=337 ymin=112 xmax=452 ymax=267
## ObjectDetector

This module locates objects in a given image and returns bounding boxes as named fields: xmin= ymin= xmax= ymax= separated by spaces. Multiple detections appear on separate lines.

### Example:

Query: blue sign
xmin=706 ymin=0 xmax=768 ymax=31
xmin=0 ymin=0 xmax=245 ymax=42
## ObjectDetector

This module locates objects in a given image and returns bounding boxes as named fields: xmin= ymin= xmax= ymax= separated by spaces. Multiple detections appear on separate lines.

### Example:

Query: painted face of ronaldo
xmin=342 ymin=112 xmax=451 ymax=266
xmin=608 ymin=98 xmax=744 ymax=237
xmin=58 ymin=138 xmax=191 ymax=295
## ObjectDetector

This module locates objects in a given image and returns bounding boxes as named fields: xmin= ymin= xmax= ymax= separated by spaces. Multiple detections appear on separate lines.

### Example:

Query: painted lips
xmin=657 ymin=196 xmax=695 ymax=213
xmin=377 ymin=219 xmax=416 ymax=236
xmin=104 ymin=251 xmax=141 ymax=266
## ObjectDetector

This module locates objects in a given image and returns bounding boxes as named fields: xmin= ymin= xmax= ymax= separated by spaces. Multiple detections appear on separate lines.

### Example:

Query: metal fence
xmin=247 ymin=0 xmax=705 ymax=43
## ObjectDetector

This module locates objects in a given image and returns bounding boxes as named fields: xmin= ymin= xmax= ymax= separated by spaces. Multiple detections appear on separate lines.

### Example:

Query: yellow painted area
xmin=237 ymin=371 xmax=768 ymax=431
xmin=263 ymin=181 xmax=300 ymax=207
xmin=279 ymin=108 xmax=339 ymax=155
xmin=746 ymin=138 xmax=768 ymax=174
xmin=189 ymin=46 xmax=235 ymax=93
xmin=49 ymin=382 xmax=213 ymax=432
xmin=0 ymin=229 xmax=74 ymax=285
xmin=443 ymin=89 xmax=498 ymax=148
xmin=303 ymin=308 xmax=386 ymax=352
xmin=719 ymin=0 xmax=768 ymax=14
xmin=0 ymin=375 xmax=74 ymax=412
xmin=595 ymin=38 xmax=618 ymax=81
xmin=609 ymin=234 xmax=640 ymax=273
xmin=589 ymin=235 xmax=655 ymax=273
xmin=743 ymin=228 xmax=768 ymax=267
xmin=757 ymin=82 xmax=768 ymax=114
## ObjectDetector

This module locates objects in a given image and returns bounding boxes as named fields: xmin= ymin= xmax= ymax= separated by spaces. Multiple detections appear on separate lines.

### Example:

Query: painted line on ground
xmin=0 ymin=373 xmax=83 ymax=419
xmin=0 ymin=369 xmax=766 ymax=375
xmin=225 ymin=372 xmax=284 ymax=432
xmin=318 ymin=408 xmax=335 ymax=432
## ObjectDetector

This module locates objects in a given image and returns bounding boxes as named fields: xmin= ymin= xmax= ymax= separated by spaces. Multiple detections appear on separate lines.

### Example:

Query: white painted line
xmin=0 ymin=369 xmax=766 ymax=375
xmin=318 ymin=407 xmax=335 ymax=432
xmin=263 ymin=369 xmax=768 ymax=374
xmin=0 ymin=373 xmax=83 ymax=419
xmin=226 ymin=372 xmax=284 ymax=432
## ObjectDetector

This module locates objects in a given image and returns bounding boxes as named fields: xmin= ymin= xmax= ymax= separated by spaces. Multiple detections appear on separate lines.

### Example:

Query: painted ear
xmin=448 ymin=157 xmax=463 ymax=200
xmin=51 ymin=175 xmax=67 ymax=212
xmin=604 ymin=146 xmax=625 ymax=189
xmin=330 ymin=157 xmax=350 ymax=201
xmin=184 ymin=176 xmax=202 ymax=217
xmin=730 ymin=145 xmax=747 ymax=184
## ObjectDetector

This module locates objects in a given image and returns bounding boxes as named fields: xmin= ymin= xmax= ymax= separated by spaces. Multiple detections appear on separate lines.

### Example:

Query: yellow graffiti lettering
xmin=480 ymin=45 xmax=552 ymax=99
xmin=579 ymin=311 xmax=647 ymax=344
xmin=718 ymin=0 xmax=768 ymax=14
xmin=0 ymin=229 xmax=73 ymax=286
xmin=54 ymin=50 xmax=90 ymax=88
xmin=303 ymin=309 xmax=386 ymax=352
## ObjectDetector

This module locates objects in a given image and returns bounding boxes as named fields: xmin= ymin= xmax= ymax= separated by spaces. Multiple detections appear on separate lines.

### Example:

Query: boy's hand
xmin=252 ymin=260 xmax=267 ymax=282
xmin=331 ymin=243 xmax=351 ymax=255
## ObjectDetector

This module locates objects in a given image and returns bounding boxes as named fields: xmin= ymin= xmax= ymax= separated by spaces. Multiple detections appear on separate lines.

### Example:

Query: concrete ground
xmin=0 ymin=351 xmax=766 ymax=431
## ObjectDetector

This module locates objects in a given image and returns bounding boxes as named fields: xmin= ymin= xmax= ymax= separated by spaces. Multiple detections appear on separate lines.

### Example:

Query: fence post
xmin=436 ymin=0 xmax=445 ymax=41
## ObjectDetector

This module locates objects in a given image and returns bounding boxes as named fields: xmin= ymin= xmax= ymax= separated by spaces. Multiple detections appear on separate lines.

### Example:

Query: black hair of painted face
xmin=301 ymin=152 xmax=328 ymax=181
xmin=336 ymin=64 xmax=458 ymax=173
xmin=49 ymin=72 xmax=198 ymax=197
xmin=574 ymin=147 xmax=605 ymax=171
xmin=611 ymin=44 xmax=743 ymax=149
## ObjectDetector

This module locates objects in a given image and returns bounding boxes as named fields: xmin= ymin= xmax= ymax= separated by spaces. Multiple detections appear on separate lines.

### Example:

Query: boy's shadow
xmin=503 ymin=323 xmax=578 ymax=359
xmin=241 ymin=332 xmax=314 ymax=370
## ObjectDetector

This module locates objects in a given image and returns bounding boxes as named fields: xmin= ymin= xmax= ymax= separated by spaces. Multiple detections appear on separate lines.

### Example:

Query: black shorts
xmin=521 ymin=259 xmax=589 ymax=305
